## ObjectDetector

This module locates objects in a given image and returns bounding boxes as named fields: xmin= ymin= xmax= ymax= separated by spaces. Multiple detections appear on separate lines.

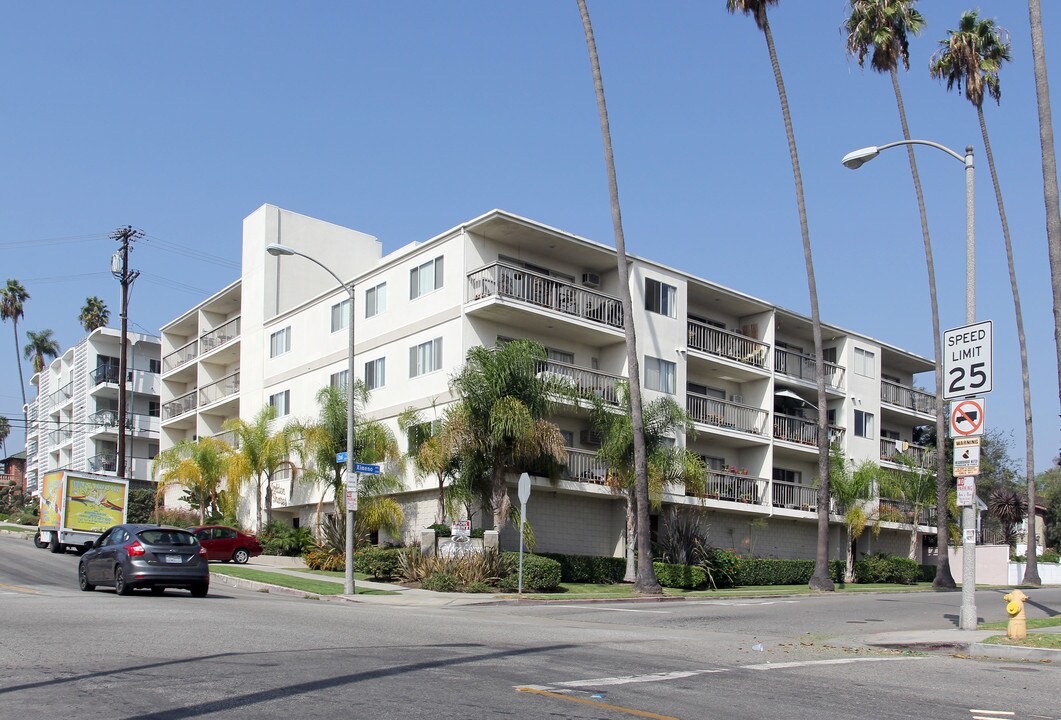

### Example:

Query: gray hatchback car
xmin=78 ymin=524 xmax=210 ymax=597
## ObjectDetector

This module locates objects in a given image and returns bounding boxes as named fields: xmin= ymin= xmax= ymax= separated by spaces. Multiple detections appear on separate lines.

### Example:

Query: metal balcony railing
xmin=687 ymin=321 xmax=769 ymax=370
xmin=163 ymin=390 xmax=197 ymax=420
xmin=686 ymin=394 xmax=768 ymax=435
xmin=91 ymin=365 xmax=122 ymax=385
xmin=879 ymin=438 xmax=932 ymax=468
xmin=163 ymin=338 xmax=198 ymax=373
xmin=536 ymin=359 xmax=622 ymax=405
xmin=48 ymin=426 xmax=73 ymax=445
xmin=881 ymin=380 xmax=936 ymax=415
xmin=200 ymin=316 xmax=241 ymax=353
xmin=49 ymin=382 xmax=73 ymax=408
xmin=770 ymin=479 xmax=823 ymax=511
xmin=212 ymin=430 xmax=241 ymax=450
xmin=703 ymin=470 xmax=766 ymax=505
xmin=88 ymin=453 xmax=117 ymax=473
xmin=199 ymin=372 xmax=239 ymax=406
xmin=773 ymin=348 xmax=846 ymax=390
xmin=467 ymin=263 xmax=624 ymax=330
xmin=878 ymin=498 xmax=936 ymax=527
xmin=772 ymin=414 xmax=845 ymax=446
xmin=564 ymin=447 xmax=608 ymax=485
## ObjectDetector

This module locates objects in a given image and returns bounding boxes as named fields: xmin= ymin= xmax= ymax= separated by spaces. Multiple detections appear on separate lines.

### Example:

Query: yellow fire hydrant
xmin=1004 ymin=589 xmax=1029 ymax=640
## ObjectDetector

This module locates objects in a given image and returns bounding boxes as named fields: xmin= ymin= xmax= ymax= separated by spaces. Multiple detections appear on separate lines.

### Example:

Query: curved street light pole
xmin=842 ymin=140 xmax=977 ymax=630
xmin=266 ymin=243 xmax=357 ymax=595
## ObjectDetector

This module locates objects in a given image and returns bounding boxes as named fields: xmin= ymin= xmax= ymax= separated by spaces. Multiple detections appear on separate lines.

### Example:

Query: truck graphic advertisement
xmin=65 ymin=478 xmax=126 ymax=532
xmin=39 ymin=472 xmax=65 ymax=528
xmin=35 ymin=470 xmax=129 ymax=553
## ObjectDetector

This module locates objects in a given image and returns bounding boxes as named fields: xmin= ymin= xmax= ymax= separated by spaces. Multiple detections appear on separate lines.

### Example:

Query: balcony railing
xmin=881 ymin=380 xmax=936 ymax=415
xmin=687 ymin=321 xmax=769 ymax=370
xmin=879 ymin=498 xmax=936 ymax=527
xmin=200 ymin=316 xmax=241 ymax=353
xmin=163 ymin=338 xmax=198 ymax=373
xmin=212 ymin=430 xmax=242 ymax=450
xmin=687 ymin=394 xmax=768 ymax=435
xmin=48 ymin=426 xmax=73 ymax=445
xmin=88 ymin=410 xmax=159 ymax=433
xmin=770 ymin=479 xmax=822 ymax=511
xmin=199 ymin=372 xmax=240 ymax=406
xmin=91 ymin=365 xmax=122 ymax=386
xmin=49 ymin=382 xmax=73 ymax=408
xmin=88 ymin=453 xmax=117 ymax=473
xmin=163 ymin=390 xmax=197 ymax=420
xmin=773 ymin=414 xmax=846 ymax=446
xmin=564 ymin=447 xmax=608 ymax=485
xmin=703 ymin=470 xmax=766 ymax=504
xmin=467 ymin=263 xmax=624 ymax=330
xmin=879 ymin=438 xmax=932 ymax=468
xmin=773 ymin=348 xmax=846 ymax=391
xmin=537 ymin=359 xmax=622 ymax=405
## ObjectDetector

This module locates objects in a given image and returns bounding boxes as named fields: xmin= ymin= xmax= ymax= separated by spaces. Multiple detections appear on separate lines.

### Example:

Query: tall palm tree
xmin=588 ymin=381 xmax=705 ymax=582
xmin=576 ymin=0 xmax=659 ymax=595
xmin=829 ymin=451 xmax=883 ymax=582
xmin=930 ymin=11 xmax=1039 ymax=586
xmin=448 ymin=339 xmax=568 ymax=533
xmin=727 ymin=0 xmax=833 ymax=591
xmin=225 ymin=404 xmax=299 ymax=531
xmin=79 ymin=296 xmax=110 ymax=333
xmin=24 ymin=329 xmax=60 ymax=374
xmin=152 ymin=436 xmax=233 ymax=524
xmin=0 ymin=280 xmax=30 ymax=412
xmin=845 ymin=0 xmax=955 ymax=589
xmin=0 ymin=415 xmax=10 ymax=456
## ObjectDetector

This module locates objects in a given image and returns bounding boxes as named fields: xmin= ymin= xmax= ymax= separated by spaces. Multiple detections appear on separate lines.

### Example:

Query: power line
xmin=0 ymin=232 xmax=110 ymax=248
xmin=142 ymin=234 xmax=241 ymax=269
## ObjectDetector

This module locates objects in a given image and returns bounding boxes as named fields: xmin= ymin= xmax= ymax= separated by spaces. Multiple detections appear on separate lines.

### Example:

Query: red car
xmin=189 ymin=526 xmax=262 ymax=564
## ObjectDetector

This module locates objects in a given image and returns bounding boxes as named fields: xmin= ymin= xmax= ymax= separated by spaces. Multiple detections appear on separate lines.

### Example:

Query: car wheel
xmin=34 ymin=532 xmax=48 ymax=549
xmin=150 ymin=587 xmax=166 ymax=595
xmin=49 ymin=536 xmax=63 ymax=554
xmin=78 ymin=563 xmax=95 ymax=592
xmin=232 ymin=548 xmax=250 ymax=564
xmin=114 ymin=566 xmax=133 ymax=596
xmin=190 ymin=583 xmax=209 ymax=598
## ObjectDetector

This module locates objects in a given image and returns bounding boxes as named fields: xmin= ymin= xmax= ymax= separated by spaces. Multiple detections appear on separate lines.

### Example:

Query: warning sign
xmin=949 ymin=398 xmax=986 ymax=438
xmin=953 ymin=442 xmax=980 ymax=476
xmin=957 ymin=476 xmax=976 ymax=507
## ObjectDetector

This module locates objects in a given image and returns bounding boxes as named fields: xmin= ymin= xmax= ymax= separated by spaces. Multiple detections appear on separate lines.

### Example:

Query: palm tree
xmin=1 ymin=280 xmax=30 ymax=412
xmin=79 ymin=296 xmax=110 ymax=332
xmin=0 ymin=415 xmax=10 ymax=456
xmin=987 ymin=487 xmax=1027 ymax=547
xmin=829 ymin=451 xmax=883 ymax=583
xmin=398 ymin=405 xmax=462 ymax=524
xmin=879 ymin=451 xmax=938 ymax=560
xmin=447 ymin=339 xmax=568 ymax=533
xmin=727 ymin=0 xmax=833 ymax=591
xmin=930 ymin=11 xmax=1039 ymax=587
xmin=24 ymin=329 xmax=60 ymax=374
xmin=152 ymin=436 xmax=233 ymax=524
xmin=588 ymin=381 xmax=705 ymax=582
xmin=576 ymin=0 xmax=658 ymax=594
xmin=225 ymin=405 xmax=299 ymax=531
xmin=845 ymin=0 xmax=955 ymax=589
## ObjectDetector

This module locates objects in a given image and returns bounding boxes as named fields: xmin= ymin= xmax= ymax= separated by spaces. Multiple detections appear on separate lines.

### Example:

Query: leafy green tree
xmin=589 ymin=380 xmax=705 ymax=582
xmin=152 ymin=436 xmax=233 ymax=524
xmin=727 ymin=0 xmax=833 ymax=591
xmin=398 ymin=405 xmax=463 ymax=524
xmin=126 ymin=487 xmax=156 ymax=523
xmin=0 ymin=279 xmax=30 ymax=412
xmin=828 ymin=450 xmax=884 ymax=582
xmin=879 ymin=451 xmax=938 ymax=560
xmin=23 ymin=329 xmax=60 ymax=374
xmin=845 ymin=0 xmax=954 ymax=589
xmin=78 ymin=296 xmax=110 ymax=332
xmin=225 ymin=405 xmax=299 ymax=531
xmin=1036 ymin=464 xmax=1061 ymax=549
xmin=931 ymin=9 xmax=1039 ymax=586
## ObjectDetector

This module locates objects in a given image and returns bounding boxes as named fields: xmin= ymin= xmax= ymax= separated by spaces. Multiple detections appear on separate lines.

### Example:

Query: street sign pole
xmin=517 ymin=472 xmax=530 ymax=595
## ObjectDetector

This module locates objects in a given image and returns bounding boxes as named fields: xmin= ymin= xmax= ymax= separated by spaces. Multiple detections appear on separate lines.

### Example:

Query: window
xmin=822 ymin=347 xmax=837 ymax=365
xmin=773 ymin=468 xmax=802 ymax=484
xmin=644 ymin=356 xmax=676 ymax=394
xmin=269 ymin=390 xmax=290 ymax=416
xmin=365 ymin=357 xmax=385 ymax=390
xmin=331 ymin=299 xmax=351 ymax=332
xmin=854 ymin=347 xmax=875 ymax=377
xmin=407 ymin=420 xmax=440 ymax=453
xmin=701 ymin=455 xmax=726 ymax=472
xmin=546 ymin=347 xmax=574 ymax=365
xmin=409 ymin=338 xmax=443 ymax=377
xmin=148 ymin=400 xmax=160 ymax=418
xmin=330 ymin=370 xmax=349 ymax=390
xmin=269 ymin=327 xmax=291 ymax=358
xmin=854 ymin=409 xmax=875 ymax=438
xmin=365 ymin=282 xmax=387 ymax=318
xmin=148 ymin=358 xmax=162 ymax=374
xmin=645 ymin=278 xmax=677 ymax=318
xmin=410 ymin=256 xmax=444 ymax=299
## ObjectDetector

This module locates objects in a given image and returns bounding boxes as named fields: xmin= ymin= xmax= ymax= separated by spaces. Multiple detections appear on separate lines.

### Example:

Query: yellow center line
xmin=0 ymin=583 xmax=40 ymax=595
xmin=517 ymin=686 xmax=679 ymax=720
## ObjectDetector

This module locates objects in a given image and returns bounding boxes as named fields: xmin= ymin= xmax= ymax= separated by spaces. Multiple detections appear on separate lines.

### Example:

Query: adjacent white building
xmin=25 ymin=327 xmax=161 ymax=493
xmin=160 ymin=204 xmax=939 ymax=562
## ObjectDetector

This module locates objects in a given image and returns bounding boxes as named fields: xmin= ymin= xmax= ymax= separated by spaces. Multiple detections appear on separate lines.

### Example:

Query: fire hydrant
xmin=1004 ymin=589 xmax=1029 ymax=640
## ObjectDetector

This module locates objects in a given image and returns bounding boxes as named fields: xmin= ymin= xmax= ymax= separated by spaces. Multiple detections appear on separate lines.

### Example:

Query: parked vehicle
xmin=78 ymin=524 xmax=209 ymax=597
xmin=35 ymin=470 xmax=129 ymax=554
xmin=189 ymin=525 xmax=262 ymax=564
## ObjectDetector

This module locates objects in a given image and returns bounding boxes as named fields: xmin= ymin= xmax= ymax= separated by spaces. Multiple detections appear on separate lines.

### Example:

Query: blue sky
xmin=2 ymin=1 xmax=1059 ymax=473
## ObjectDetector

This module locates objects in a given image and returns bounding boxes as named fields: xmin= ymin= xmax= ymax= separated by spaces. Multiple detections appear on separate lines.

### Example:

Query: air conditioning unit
xmin=582 ymin=272 xmax=601 ymax=289
xmin=580 ymin=429 xmax=603 ymax=446
xmin=730 ymin=394 xmax=744 ymax=404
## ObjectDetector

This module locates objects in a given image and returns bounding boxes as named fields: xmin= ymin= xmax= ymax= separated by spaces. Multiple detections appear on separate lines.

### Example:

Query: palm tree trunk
xmin=909 ymin=525 xmax=918 ymax=561
xmin=624 ymin=490 xmax=636 ymax=583
xmin=492 ymin=467 xmax=510 ymax=531
xmin=977 ymin=106 xmax=1040 ymax=586
xmin=437 ymin=475 xmax=446 ymax=524
xmin=577 ymin=0 xmax=659 ymax=595
xmin=758 ymin=17 xmax=833 ymax=591
xmin=265 ymin=472 xmax=273 ymax=526
xmin=255 ymin=475 xmax=263 ymax=532
xmin=12 ymin=319 xmax=26 ymax=410
xmin=890 ymin=68 xmax=955 ymax=589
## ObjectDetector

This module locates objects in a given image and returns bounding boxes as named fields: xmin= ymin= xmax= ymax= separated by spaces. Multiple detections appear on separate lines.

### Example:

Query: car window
xmin=218 ymin=528 xmax=237 ymax=540
xmin=193 ymin=529 xmax=210 ymax=541
xmin=96 ymin=528 xmax=114 ymax=546
xmin=108 ymin=528 xmax=128 ymax=546
xmin=139 ymin=529 xmax=197 ymax=546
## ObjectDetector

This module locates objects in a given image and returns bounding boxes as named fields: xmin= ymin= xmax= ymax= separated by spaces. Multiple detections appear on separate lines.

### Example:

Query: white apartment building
xmin=160 ymin=204 xmax=938 ymax=562
xmin=25 ymin=327 xmax=162 ymax=493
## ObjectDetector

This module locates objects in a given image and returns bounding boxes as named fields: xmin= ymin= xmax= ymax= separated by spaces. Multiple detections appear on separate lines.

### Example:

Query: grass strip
xmin=517 ymin=581 xmax=938 ymax=601
xmin=979 ymin=616 xmax=1061 ymax=631
xmin=0 ymin=525 xmax=36 ymax=533
xmin=211 ymin=566 xmax=397 ymax=595
xmin=293 ymin=568 xmax=372 ymax=581
xmin=982 ymin=633 xmax=1061 ymax=650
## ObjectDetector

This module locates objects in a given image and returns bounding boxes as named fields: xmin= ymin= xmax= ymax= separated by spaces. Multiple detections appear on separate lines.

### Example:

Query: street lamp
xmin=842 ymin=139 xmax=977 ymax=631
xmin=266 ymin=242 xmax=357 ymax=596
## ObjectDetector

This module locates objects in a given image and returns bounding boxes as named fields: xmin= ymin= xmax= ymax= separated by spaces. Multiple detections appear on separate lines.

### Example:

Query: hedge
xmin=499 ymin=552 xmax=562 ymax=591
xmin=538 ymin=552 xmax=626 ymax=584
xmin=653 ymin=562 xmax=706 ymax=589
xmin=354 ymin=546 xmax=405 ymax=580
xmin=853 ymin=553 xmax=920 ymax=584
xmin=731 ymin=558 xmax=844 ymax=587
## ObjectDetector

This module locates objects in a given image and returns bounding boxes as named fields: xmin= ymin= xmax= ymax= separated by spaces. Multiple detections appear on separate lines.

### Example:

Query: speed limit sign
xmin=943 ymin=321 xmax=992 ymax=400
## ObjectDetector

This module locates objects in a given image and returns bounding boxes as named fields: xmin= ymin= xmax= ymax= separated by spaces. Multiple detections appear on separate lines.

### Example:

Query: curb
xmin=209 ymin=571 xmax=333 ymax=602
xmin=966 ymin=642 xmax=1061 ymax=662
xmin=0 ymin=528 xmax=35 ymax=541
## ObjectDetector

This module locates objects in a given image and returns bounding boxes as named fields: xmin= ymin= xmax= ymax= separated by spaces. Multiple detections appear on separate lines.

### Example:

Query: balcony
xmin=881 ymin=380 xmax=936 ymax=416
xmin=163 ymin=390 xmax=197 ymax=420
xmin=467 ymin=263 xmax=624 ymax=332
xmin=91 ymin=365 xmax=122 ymax=386
xmin=200 ymin=316 xmax=241 ymax=353
xmin=687 ymin=320 xmax=769 ymax=370
xmin=163 ymin=338 xmax=198 ymax=374
xmin=772 ymin=414 xmax=846 ymax=447
xmin=49 ymin=382 xmax=73 ymax=409
xmin=88 ymin=452 xmax=117 ymax=473
xmin=212 ymin=429 xmax=242 ymax=450
xmin=564 ymin=447 xmax=608 ymax=485
xmin=687 ymin=394 xmax=768 ymax=436
xmin=773 ymin=348 xmax=846 ymax=392
xmin=880 ymin=438 xmax=932 ymax=468
xmin=88 ymin=410 xmax=160 ymax=436
xmin=48 ymin=426 xmax=73 ymax=446
xmin=879 ymin=498 xmax=936 ymax=527
xmin=537 ymin=359 xmax=621 ymax=406
xmin=703 ymin=470 xmax=768 ymax=505
xmin=88 ymin=453 xmax=154 ymax=478
xmin=199 ymin=372 xmax=239 ymax=407
xmin=771 ymin=478 xmax=826 ymax=512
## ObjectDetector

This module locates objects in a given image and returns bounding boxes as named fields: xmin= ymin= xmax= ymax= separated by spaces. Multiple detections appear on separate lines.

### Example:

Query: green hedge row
xmin=732 ymin=558 xmax=845 ymax=587
xmin=500 ymin=552 xmax=562 ymax=591
xmin=353 ymin=546 xmax=405 ymax=580
xmin=538 ymin=552 xmax=626 ymax=584
xmin=653 ymin=562 xmax=706 ymax=589
xmin=852 ymin=554 xmax=920 ymax=584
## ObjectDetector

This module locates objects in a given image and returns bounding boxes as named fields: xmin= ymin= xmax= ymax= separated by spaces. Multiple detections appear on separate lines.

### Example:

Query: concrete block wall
xmin=499 ymin=491 xmax=625 ymax=556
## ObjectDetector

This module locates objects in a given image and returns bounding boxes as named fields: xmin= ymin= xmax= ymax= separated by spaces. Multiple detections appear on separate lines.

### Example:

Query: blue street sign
xmin=354 ymin=463 xmax=380 ymax=475
xmin=335 ymin=451 xmax=347 ymax=463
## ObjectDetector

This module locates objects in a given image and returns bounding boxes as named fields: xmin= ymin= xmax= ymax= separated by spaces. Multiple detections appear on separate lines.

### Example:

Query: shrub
xmin=918 ymin=564 xmax=937 ymax=582
xmin=499 ymin=552 xmax=562 ymax=591
xmin=727 ymin=558 xmax=845 ymax=587
xmin=853 ymin=553 xmax=919 ymax=584
xmin=701 ymin=548 xmax=741 ymax=589
xmin=1041 ymin=549 xmax=1060 ymax=564
xmin=260 ymin=521 xmax=314 ymax=556
xmin=150 ymin=507 xmax=200 ymax=527
xmin=422 ymin=572 xmax=459 ymax=592
xmin=399 ymin=548 xmax=507 ymax=589
xmin=653 ymin=561 xmax=706 ymax=589
xmin=538 ymin=553 xmax=625 ymax=584
xmin=126 ymin=488 xmax=155 ymax=523
xmin=465 ymin=581 xmax=492 ymax=594
xmin=304 ymin=547 xmax=345 ymax=572
xmin=428 ymin=523 xmax=451 ymax=537
xmin=355 ymin=546 xmax=405 ymax=580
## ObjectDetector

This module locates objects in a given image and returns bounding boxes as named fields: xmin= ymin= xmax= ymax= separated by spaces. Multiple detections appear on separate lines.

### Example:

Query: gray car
xmin=78 ymin=524 xmax=210 ymax=597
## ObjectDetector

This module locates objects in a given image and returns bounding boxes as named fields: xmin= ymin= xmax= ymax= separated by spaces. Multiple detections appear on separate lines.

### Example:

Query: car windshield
xmin=138 ymin=529 xmax=197 ymax=546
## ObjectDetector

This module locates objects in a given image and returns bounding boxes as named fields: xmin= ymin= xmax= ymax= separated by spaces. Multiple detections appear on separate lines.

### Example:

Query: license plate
xmin=164 ymin=555 xmax=182 ymax=564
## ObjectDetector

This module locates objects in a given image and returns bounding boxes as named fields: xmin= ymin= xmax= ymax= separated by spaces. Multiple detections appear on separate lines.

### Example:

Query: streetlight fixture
xmin=842 ymin=139 xmax=977 ymax=631
xmin=266 ymin=242 xmax=357 ymax=596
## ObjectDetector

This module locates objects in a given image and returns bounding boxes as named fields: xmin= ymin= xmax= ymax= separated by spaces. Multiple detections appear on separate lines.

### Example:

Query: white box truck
xmin=34 ymin=470 xmax=129 ymax=553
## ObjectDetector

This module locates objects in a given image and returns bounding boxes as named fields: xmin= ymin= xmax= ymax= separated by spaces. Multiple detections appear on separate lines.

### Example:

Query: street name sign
xmin=943 ymin=320 xmax=992 ymax=400
xmin=949 ymin=398 xmax=986 ymax=438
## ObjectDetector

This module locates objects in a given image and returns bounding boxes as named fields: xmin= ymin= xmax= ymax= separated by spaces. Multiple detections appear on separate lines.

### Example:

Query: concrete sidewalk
xmin=854 ymin=626 xmax=1061 ymax=662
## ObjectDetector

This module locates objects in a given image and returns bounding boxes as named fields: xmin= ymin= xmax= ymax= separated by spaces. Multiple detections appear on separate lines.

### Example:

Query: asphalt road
xmin=2 ymin=534 xmax=1058 ymax=720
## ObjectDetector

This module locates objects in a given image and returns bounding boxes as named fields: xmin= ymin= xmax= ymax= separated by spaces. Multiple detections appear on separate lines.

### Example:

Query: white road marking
xmin=548 ymin=605 xmax=671 ymax=614
xmin=551 ymin=669 xmax=728 ymax=687
xmin=970 ymin=712 xmax=1015 ymax=718
xmin=685 ymin=600 xmax=799 ymax=607
xmin=743 ymin=657 xmax=927 ymax=670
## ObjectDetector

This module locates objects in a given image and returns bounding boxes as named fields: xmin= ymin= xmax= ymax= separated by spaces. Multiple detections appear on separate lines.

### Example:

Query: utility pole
xmin=111 ymin=226 xmax=143 ymax=479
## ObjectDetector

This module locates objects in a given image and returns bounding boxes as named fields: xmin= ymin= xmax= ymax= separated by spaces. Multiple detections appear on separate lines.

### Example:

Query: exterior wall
xmin=950 ymin=544 xmax=1011 ymax=586
xmin=498 ymin=490 xmax=626 ymax=557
